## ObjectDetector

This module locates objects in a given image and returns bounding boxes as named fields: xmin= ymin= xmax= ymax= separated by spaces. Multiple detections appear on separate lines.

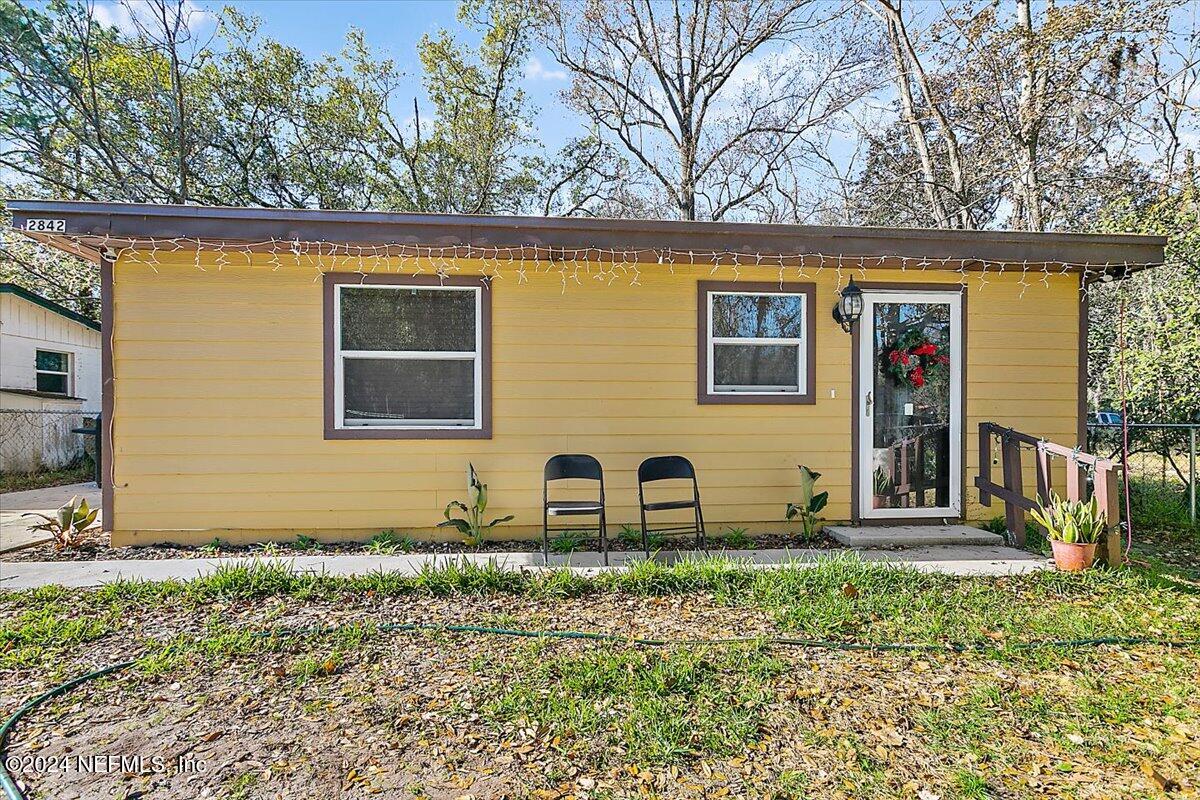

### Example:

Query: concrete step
xmin=824 ymin=524 xmax=1005 ymax=548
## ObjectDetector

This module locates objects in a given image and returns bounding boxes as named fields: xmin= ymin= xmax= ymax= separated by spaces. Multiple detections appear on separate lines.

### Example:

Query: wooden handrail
xmin=975 ymin=422 xmax=1123 ymax=566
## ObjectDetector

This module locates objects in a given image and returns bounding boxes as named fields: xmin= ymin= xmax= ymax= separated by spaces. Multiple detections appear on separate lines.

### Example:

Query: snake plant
xmin=1029 ymin=493 xmax=1106 ymax=544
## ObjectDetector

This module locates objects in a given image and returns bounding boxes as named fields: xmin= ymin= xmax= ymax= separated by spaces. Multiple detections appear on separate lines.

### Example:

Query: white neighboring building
xmin=0 ymin=283 xmax=101 ymax=472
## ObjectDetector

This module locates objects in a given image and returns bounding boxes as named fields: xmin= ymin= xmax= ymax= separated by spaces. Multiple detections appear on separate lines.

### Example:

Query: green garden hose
xmin=2 ymin=623 xmax=1197 ymax=800
xmin=0 ymin=660 xmax=134 ymax=800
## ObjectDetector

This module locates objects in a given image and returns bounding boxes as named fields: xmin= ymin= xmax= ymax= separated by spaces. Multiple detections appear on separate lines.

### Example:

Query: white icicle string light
xmin=24 ymin=234 xmax=1168 ymax=297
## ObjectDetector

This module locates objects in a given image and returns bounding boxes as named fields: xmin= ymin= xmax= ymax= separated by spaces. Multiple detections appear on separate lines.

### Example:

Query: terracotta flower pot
xmin=1050 ymin=540 xmax=1097 ymax=572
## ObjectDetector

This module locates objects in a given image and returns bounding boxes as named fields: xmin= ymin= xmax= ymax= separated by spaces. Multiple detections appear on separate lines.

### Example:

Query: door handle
xmin=865 ymin=390 xmax=873 ymax=416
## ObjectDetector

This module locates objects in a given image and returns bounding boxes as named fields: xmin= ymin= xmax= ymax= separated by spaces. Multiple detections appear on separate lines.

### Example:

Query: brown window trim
xmin=323 ymin=273 xmax=492 ymax=439
xmin=697 ymin=280 xmax=817 ymax=405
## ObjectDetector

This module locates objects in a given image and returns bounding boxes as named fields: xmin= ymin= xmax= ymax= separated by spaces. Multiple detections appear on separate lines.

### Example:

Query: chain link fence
xmin=1088 ymin=423 xmax=1198 ymax=528
xmin=0 ymin=409 xmax=100 ymax=478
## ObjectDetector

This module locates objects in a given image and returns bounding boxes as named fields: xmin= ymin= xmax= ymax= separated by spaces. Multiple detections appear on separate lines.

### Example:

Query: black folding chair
xmin=637 ymin=455 xmax=706 ymax=557
xmin=543 ymin=454 xmax=608 ymax=565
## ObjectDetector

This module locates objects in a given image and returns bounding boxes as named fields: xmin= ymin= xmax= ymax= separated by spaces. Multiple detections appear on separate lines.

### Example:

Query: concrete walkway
xmin=0 ymin=545 xmax=1048 ymax=590
xmin=0 ymin=482 xmax=102 ymax=553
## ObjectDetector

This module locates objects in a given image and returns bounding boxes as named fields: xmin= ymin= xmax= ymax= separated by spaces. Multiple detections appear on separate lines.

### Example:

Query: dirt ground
xmin=3 ymin=590 xmax=1198 ymax=800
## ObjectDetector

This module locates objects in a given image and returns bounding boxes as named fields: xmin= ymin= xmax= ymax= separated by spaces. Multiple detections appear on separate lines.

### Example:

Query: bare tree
xmin=866 ymin=0 xmax=972 ymax=228
xmin=540 ymin=0 xmax=875 ymax=221
xmin=125 ymin=0 xmax=209 ymax=203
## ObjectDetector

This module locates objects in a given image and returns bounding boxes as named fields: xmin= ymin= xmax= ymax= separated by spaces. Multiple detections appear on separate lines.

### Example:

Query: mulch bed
xmin=1 ymin=531 xmax=841 ymax=562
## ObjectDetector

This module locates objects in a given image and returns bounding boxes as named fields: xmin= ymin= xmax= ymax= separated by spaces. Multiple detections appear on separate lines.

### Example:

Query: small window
xmin=326 ymin=277 xmax=491 ymax=438
xmin=698 ymin=281 xmax=815 ymax=405
xmin=35 ymin=350 xmax=71 ymax=395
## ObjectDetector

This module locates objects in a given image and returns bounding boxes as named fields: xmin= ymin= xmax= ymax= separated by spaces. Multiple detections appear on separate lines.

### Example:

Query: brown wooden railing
xmin=976 ymin=422 xmax=1123 ymax=566
xmin=878 ymin=425 xmax=950 ymax=508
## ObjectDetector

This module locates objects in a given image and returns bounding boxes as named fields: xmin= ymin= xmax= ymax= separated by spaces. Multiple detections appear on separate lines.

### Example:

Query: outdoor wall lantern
xmin=832 ymin=277 xmax=864 ymax=333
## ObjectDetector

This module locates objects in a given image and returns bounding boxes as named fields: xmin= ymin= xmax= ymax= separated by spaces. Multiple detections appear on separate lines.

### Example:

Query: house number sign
xmin=23 ymin=218 xmax=67 ymax=233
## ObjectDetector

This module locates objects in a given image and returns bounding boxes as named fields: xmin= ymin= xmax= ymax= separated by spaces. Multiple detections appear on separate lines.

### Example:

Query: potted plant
xmin=872 ymin=467 xmax=893 ymax=509
xmin=1029 ymin=493 xmax=1107 ymax=572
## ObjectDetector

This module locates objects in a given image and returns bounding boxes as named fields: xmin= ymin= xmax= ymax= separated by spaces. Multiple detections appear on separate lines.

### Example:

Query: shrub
xmin=23 ymin=496 xmax=99 ymax=550
xmin=785 ymin=466 xmax=828 ymax=540
xmin=721 ymin=527 xmax=752 ymax=549
xmin=366 ymin=530 xmax=416 ymax=554
xmin=438 ymin=463 xmax=514 ymax=547
xmin=293 ymin=534 xmax=323 ymax=552
xmin=550 ymin=529 xmax=588 ymax=554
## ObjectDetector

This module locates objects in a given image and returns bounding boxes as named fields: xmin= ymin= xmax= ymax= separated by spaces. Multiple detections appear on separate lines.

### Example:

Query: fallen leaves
xmin=1142 ymin=761 xmax=1181 ymax=793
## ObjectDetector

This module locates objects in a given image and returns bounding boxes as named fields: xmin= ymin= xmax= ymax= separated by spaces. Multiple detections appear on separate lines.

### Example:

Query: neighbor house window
xmin=697 ymin=281 xmax=816 ymax=405
xmin=35 ymin=350 xmax=71 ymax=395
xmin=325 ymin=275 xmax=491 ymax=439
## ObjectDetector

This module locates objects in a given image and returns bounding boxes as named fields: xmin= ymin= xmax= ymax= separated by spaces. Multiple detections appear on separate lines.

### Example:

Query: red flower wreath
xmin=884 ymin=329 xmax=949 ymax=389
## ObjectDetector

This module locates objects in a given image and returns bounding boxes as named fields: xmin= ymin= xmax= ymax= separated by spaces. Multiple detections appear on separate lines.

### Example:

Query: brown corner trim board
xmin=100 ymin=254 xmax=115 ymax=532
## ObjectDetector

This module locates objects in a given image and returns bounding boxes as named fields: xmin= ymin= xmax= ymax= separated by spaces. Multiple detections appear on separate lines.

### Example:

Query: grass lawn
xmin=1 ymin=557 xmax=1198 ymax=799
xmin=0 ymin=461 xmax=94 ymax=494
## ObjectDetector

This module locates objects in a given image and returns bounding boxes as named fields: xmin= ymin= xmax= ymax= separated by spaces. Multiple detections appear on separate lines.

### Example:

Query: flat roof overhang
xmin=6 ymin=199 xmax=1167 ymax=278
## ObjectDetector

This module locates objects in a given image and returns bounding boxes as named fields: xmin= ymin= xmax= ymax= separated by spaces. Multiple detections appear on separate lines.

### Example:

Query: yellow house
xmin=8 ymin=201 xmax=1165 ymax=548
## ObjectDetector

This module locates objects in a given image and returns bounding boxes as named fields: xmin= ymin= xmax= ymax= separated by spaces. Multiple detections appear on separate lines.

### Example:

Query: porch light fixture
xmin=832 ymin=277 xmax=863 ymax=333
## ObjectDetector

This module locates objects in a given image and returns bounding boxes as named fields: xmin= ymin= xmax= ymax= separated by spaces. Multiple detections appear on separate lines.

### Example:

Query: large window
xmin=35 ymin=350 xmax=71 ymax=395
xmin=326 ymin=276 xmax=490 ymax=439
xmin=698 ymin=281 xmax=815 ymax=405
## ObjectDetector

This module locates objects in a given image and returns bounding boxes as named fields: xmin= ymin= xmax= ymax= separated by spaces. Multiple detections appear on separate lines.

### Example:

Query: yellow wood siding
xmin=108 ymin=254 xmax=1082 ymax=545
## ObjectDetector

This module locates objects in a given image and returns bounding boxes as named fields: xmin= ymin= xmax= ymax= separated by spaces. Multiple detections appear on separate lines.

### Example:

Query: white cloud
xmin=92 ymin=1 xmax=214 ymax=38
xmin=525 ymin=56 xmax=568 ymax=82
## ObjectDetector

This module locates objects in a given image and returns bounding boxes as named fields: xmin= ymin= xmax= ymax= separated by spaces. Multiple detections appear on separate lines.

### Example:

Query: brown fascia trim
xmin=697 ymin=281 xmax=817 ymax=405
xmin=6 ymin=199 xmax=1167 ymax=270
xmin=322 ymin=273 xmax=492 ymax=440
xmin=849 ymin=282 xmax=968 ymax=524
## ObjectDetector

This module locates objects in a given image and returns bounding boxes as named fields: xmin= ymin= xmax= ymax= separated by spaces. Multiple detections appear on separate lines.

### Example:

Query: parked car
xmin=1090 ymin=410 xmax=1123 ymax=426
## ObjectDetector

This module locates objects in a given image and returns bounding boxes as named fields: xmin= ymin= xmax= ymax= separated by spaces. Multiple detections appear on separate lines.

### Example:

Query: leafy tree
xmin=0 ymin=0 xmax=553 ymax=300
xmin=1089 ymin=187 xmax=1200 ymax=425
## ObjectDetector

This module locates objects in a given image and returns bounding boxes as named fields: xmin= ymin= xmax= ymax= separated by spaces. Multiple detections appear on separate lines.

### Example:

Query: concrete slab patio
xmin=825 ymin=524 xmax=1005 ymax=548
xmin=0 ymin=481 xmax=102 ymax=553
xmin=0 ymin=544 xmax=1048 ymax=590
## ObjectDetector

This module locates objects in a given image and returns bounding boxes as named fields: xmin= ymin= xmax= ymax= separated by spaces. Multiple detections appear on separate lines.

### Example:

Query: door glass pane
xmin=870 ymin=301 xmax=952 ymax=510
xmin=343 ymin=358 xmax=475 ymax=425
xmin=340 ymin=287 xmax=476 ymax=351
xmin=713 ymin=343 xmax=800 ymax=391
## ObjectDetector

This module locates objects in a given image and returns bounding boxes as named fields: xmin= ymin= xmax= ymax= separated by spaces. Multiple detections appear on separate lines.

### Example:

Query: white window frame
xmin=333 ymin=283 xmax=483 ymax=430
xmin=706 ymin=290 xmax=808 ymax=396
xmin=35 ymin=349 xmax=72 ymax=395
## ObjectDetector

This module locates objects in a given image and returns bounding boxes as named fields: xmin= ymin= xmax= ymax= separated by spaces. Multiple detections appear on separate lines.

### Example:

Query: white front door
xmin=857 ymin=290 xmax=963 ymax=519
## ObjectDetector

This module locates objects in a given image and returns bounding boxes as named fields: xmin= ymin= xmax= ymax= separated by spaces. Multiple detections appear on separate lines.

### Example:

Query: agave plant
xmin=1029 ymin=493 xmax=1107 ymax=544
xmin=786 ymin=465 xmax=829 ymax=540
xmin=438 ymin=463 xmax=514 ymax=547
xmin=23 ymin=496 xmax=99 ymax=550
